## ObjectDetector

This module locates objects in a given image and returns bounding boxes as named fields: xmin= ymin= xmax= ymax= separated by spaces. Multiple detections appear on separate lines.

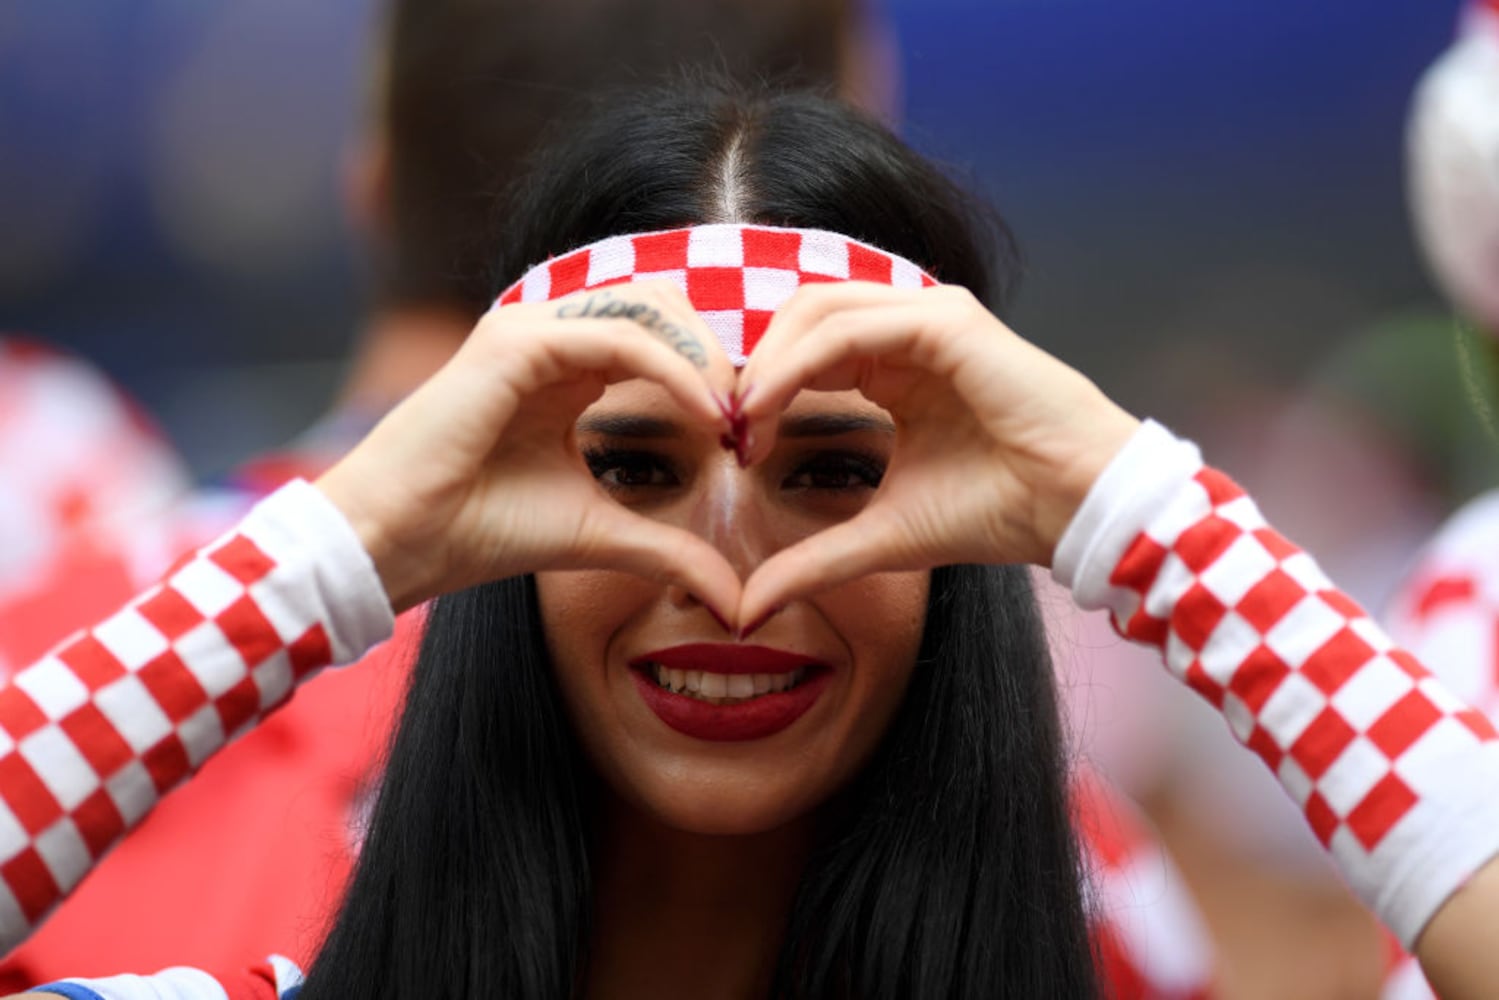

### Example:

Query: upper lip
xmin=629 ymin=643 xmax=831 ymax=676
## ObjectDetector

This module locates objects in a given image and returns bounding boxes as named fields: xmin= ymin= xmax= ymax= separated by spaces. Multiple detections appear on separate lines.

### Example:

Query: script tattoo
xmin=556 ymin=290 xmax=709 ymax=369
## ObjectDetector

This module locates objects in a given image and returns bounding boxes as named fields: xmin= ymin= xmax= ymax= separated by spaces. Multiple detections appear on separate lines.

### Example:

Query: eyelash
xmin=580 ymin=447 xmax=885 ymax=493
xmin=582 ymin=448 xmax=677 ymax=490
xmin=782 ymin=452 xmax=885 ymax=492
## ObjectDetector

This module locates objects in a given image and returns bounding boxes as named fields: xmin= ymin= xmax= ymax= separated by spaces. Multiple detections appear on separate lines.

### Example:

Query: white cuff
xmin=1051 ymin=419 xmax=1202 ymax=608
xmin=238 ymin=479 xmax=395 ymax=664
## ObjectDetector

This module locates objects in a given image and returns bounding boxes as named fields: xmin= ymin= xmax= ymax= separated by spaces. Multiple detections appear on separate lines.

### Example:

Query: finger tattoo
xmin=556 ymin=290 xmax=708 ymax=369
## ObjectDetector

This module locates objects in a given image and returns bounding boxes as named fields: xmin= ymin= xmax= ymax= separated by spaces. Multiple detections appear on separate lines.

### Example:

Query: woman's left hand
xmin=734 ymin=282 xmax=1140 ymax=626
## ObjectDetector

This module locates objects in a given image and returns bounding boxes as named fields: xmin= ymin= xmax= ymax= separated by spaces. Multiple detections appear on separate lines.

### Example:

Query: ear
xmin=341 ymin=133 xmax=392 ymax=243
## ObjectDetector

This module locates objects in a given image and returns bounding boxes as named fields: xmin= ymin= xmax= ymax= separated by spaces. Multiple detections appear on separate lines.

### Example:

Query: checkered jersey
xmin=0 ymin=338 xmax=188 ymax=591
xmin=1375 ymin=487 xmax=1499 ymax=998
xmin=36 ymin=953 xmax=303 ymax=1000
xmin=0 ymin=481 xmax=393 ymax=944
xmin=1386 ymin=490 xmax=1499 ymax=724
xmin=1056 ymin=420 xmax=1499 ymax=948
xmin=1073 ymin=770 xmax=1217 ymax=1000
xmin=495 ymin=224 xmax=938 ymax=365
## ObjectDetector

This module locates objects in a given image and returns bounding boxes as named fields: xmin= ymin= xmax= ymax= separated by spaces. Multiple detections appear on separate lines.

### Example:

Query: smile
xmin=628 ymin=643 xmax=833 ymax=742
xmin=642 ymin=662 xmax=810 ymax=704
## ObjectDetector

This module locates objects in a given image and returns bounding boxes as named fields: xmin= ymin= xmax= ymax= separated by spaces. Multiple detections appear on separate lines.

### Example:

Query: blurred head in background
xmin=1408 ymin=0 xmax=1499 ymax=334
xmin=362 ymin=0 xmax=894 ymax=324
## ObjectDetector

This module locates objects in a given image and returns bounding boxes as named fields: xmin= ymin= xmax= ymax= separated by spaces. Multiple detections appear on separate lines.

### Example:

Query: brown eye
xmin=583 ymin=449 xmax=678 ymax=489
xmin=783 ymin=452 xmax=885 ymax=492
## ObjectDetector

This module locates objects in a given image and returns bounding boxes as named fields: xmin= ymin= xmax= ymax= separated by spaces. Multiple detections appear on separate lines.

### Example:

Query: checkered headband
xmin=495 ymin=224 xmax=939 ymax=365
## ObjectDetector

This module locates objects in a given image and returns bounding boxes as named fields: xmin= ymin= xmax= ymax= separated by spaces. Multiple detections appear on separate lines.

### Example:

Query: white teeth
xmin=648 ymin=662 xmax=811 ymax=703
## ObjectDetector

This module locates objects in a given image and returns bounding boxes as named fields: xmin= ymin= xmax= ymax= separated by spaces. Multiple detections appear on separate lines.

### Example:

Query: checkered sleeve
xmin=1053 ymin=420 xmax=1499 ymax=948
xmin=0 ymin=480 xmax=394 ymax=950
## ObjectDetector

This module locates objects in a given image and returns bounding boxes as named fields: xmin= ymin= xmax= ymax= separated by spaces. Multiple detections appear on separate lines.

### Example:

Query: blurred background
xmin=2 ymin=1 xmax=1493 ymax=994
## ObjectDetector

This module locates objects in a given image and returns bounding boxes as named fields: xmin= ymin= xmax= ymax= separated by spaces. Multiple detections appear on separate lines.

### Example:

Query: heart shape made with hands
xmin=474 ymin=222 xmax=1138 ymax=635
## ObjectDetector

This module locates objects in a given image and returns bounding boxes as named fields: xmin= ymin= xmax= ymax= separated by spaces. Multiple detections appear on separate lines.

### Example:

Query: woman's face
xmin=537 ymin=380 xmax=928 ymax=835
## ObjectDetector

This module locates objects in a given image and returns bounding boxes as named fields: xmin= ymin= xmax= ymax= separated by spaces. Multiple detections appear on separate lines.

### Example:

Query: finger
xmin=532 ymin=319 xmax=733 ymax=428
xmin=740 ymin=282 xmax=921 ymax=396
xmin=445 ymin=314 xmax=731 ymax=452
xmin=737 ymin=302 xmax=954 ymax=466
xmin=737 ymin=507 xmax=918 ymax=630
xmin=534 ymin=280 xmax=738 ymax=397
xmin=576 ymin=506 xmax=744 ymax=624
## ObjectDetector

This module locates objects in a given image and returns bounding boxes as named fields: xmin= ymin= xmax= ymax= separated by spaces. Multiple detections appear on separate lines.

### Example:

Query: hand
xmin=733 ymin=282 xmax=1140 ymax=627
xmin=316 ymin=282 xmax=743 ymax=617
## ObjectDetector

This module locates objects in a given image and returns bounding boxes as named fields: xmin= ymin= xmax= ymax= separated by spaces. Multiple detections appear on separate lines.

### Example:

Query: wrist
xmin=1036 ymin=406 xmax=1141 ymax=564
xmin=314 ymin=466 xmax=428 ymax=614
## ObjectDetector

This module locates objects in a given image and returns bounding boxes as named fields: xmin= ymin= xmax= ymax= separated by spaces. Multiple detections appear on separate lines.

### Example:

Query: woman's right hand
xmin=315 ymin=281 xmax=743 ymax=617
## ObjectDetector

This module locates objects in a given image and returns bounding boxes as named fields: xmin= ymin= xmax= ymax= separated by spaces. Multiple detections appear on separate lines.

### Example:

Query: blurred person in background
xmin=0 ymin=1 xmax=1215 ymax=997
xmin=0 ymin=339 xmax=187 ymax=604
xmin=1382 ymin=0 xmax=1499 ymax=996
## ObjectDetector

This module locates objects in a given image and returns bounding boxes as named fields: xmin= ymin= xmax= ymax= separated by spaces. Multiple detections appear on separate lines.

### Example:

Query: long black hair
xmin=301 ymin=81 xmax=1098 ymax=999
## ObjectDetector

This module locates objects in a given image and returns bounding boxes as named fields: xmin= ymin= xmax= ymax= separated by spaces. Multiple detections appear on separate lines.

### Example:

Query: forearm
xmin=0 ymin=481 xmax=393 ymax=951
xmin=1054 ymin=421 xmax=1499 ymax=995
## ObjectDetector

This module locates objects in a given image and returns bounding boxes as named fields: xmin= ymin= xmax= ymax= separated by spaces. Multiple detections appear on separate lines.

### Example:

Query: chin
xmin=625 ymin=763 xmax=835 ymax=837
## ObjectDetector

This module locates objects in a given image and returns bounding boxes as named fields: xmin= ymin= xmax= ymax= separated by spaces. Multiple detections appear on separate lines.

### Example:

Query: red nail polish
xmin=713 ymin=391 xmax=734 ymax=421
xmin=705 ymin=604 xmax=733 ymax=634
xmin=736 ymin=606 xmax=781 ymax=641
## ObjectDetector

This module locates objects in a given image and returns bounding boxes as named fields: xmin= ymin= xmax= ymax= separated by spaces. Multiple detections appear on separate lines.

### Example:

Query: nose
xmin=681 ymin=455 xmax=776 ymax=580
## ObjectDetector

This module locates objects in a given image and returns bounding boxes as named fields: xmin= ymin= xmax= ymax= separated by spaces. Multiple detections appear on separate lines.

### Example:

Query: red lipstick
xmin=628 ymin=643 xmax=832 ymax=742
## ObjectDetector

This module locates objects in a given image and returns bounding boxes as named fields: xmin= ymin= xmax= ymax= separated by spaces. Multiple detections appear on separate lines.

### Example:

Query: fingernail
xmin=736 ymin=606 xmax=782 ymax=641
xmin=712 ymin=391 xmax=734 ymax=421
xmin=705 ymin=604 xmax=734 ymax=634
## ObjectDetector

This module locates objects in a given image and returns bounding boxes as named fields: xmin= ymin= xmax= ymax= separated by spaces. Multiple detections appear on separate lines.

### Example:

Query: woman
xmin=14 ymin=82 xmax=1499 ymax=997
xmin=306 ymin=83 xmax=1102 ymax=998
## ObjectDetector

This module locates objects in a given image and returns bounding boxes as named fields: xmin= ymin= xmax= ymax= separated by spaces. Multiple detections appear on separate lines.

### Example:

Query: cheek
xmin=535 ymin=569 xmax=653 ymax=700
xmin=832 ymin=570 xmax=929 ymax=674
xmin=818 ymin=570 xmax=931 ymax=759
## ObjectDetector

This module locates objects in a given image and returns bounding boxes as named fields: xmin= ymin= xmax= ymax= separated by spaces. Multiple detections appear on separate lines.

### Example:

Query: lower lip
xmin=629 ymin=668 xmax=832 ymax=742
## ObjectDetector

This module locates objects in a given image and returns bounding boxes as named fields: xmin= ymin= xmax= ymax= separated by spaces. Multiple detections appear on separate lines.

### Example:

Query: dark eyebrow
xmin=576 ymin=411 xmax=894 ymax=439
xmin=778 ymin=413 xmax=896 ymax=438
xmin=575 ymin=413 xmax=684 ymax=439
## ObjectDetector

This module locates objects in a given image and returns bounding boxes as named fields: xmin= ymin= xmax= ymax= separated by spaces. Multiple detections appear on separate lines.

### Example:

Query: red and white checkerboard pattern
xmin=0 ymin=481 xmax=392 ymax=944
xmin=495 ymin=224 xmax=937 ymax=365
xmin=1386 ymin=489 xmax=1499 ymax=727
xmin=1072 ymin=770 xmax=1217 ymax=1000
xmin=0 ymin=337 xmax=189 ymax=592
xmin=1057 ymin=421 xmax=1499 ymax=948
